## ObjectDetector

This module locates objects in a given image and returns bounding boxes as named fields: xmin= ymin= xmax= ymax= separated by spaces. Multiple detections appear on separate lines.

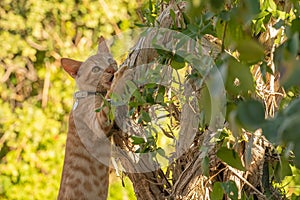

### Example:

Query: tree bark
xmin=110 ymin=1 xmax=284 ymax=199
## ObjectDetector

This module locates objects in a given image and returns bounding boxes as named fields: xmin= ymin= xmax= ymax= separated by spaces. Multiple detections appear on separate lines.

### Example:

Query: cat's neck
xmin=72 ymin=94 xmax=112 ymax=156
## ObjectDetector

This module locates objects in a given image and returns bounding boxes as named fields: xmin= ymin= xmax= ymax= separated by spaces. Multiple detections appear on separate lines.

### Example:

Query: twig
xmin=98 ymin=0 xmax=121 ymax=35
xmin=221 ymin=22 xmax=228 ymax=52
xmin=227 ymin=165 xmax=266 ymax=199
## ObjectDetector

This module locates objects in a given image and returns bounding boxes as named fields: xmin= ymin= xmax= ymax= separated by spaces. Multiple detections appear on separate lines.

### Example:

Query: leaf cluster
xmin=129 ymin=0 xmax=300 ymax=198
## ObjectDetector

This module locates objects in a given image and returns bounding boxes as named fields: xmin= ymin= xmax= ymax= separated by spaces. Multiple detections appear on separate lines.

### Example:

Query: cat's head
xmin=61 ymin=36 xmax=117 ymax=92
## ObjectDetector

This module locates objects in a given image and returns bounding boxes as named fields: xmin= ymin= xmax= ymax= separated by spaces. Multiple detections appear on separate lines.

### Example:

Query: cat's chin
xmin=102 ymin=82 xmax=113 ymax=90
xmin=103 ymin=74 xmax=114 ymax=90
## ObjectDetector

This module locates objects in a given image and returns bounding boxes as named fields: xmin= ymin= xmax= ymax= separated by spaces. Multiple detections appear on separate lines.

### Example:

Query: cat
xmin=58 ymin=36 xmax=117 ymax=200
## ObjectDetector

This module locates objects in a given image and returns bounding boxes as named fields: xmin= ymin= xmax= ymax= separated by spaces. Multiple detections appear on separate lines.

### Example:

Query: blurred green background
xmin=0 ymin=0 xmax=141 ymax=199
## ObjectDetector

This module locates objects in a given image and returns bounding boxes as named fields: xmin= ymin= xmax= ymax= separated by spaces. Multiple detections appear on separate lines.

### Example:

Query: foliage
xmin=0 ymin=0 xmax=139 ymax=199
xmin=111 ymin=0 xmax=300 ymax=199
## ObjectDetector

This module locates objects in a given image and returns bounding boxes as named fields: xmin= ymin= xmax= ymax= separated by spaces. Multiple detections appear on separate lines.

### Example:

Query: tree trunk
xmin=110 ymin=1 xmax=284 ymax=199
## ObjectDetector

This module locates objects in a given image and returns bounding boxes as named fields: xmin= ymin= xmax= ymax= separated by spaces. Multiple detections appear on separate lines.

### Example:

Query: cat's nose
xmin=105 ymin=66 xmax=115 ymax=74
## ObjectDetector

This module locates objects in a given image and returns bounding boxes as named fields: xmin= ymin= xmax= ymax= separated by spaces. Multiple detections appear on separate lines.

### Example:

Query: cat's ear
xmin=61 ymin=58 xmax=82 ymax=78
xmin=97 ymin=36 xmax=110 ymax=54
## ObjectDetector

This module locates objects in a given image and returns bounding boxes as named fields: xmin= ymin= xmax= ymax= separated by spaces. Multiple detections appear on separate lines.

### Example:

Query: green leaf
xmin=95 ymin=108 xmax=101 ymax=112
xmin=254 ymin=18 xmax=266 ymax=35
xmin=278 ymin=113 xmax=300 ymax=144
xmin=201 ymin=156 xmax=210 ymax=177
xmin=174 ymin=53 xmax=185 ymax=62
xmin=287 ymin=33 xmax=299 ymax=57
xmin=293 ymin=144 xmax=300 ymax=169
xmin=263 ymin=0 xmax=277 ymax=12
xmin=279 ymin=60 xmax=300 ymax=90
xmin=187 ymin=23 xmax=199 ymax=34
xmin=216 ymin=11 xmax=245 ymax=48
xmin=135 ymin=148 xmax=141 ymax=153
xmin=274 ymin=155 xmax=292 ymax=182
xmin=148 ymin=0 xmax=153 ymax=12
xmin=134 ymin=23 xmax=148 ymax=27
xmin=209 ymin=0 xmax=224 ymax=12
xmin=182 ymin=12 xmax=190 ymax=25
xmin=210 ymin=182 xmax=223 ymax=200
xmin=219 ymin=10 xmax=231 ymax=21
xmin=244 ymin=135 xmax=253 ymax=168
xmin=221 ymin=181 xmax=239 ymax=199
xmin=141 ymin=110 xmax=151 ymax=123
xmin=274 ymin=19 xmax=285 ymax=29
xmin=170 ymin=9 xmax=176 ymax=22
xmin=259 ymin=62 xmax=268 ymax=83
xmin=259 ymin=61 xmax=274 ymax=83
xmin=261 ymin=117 xmax=281 ymax=144
xmin=291 ymin=193 xmax=300 ymax=200
xmin=125 ymin=80 xmax=138 ymax=94
xmin=216 ymin=147 xmax=245 ymax=171
xmin=236 ymin=39 xmax=264 ymax=64
xmin=199 ymin=86 xmax=212 ymax=126
xmin=245 ymin=0 xmax=260 ymax=16
xmin=175 ymin=36 xmax=190 ymax=50
xmin=156 ymin=93 xmax=164 ymax=103
xmin=157 ymin=147 xmax=167 ymax=158
xmin=170 ymin=59 xmax=185 ymax=70
xmin=110 ymin=92 xmax=125 ymax=106
xmin=236 ymin=100 xmax=265 ymax=131
xmin=131 ymin=135 xmax=145 ymax=145
xmin=291 ymin=18 xmax=300 ymax=34
xmin=283 ymin=98 xmax=300 ymax=117
xmin=226 ymin=59 xmax=255 ymax=97
xmin=240 ymin=0 xmax=260 ymax=23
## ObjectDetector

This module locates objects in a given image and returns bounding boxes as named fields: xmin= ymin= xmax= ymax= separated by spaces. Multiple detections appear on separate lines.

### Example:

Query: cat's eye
xmin=92 ymin=66 xmax=101 ymax=73
xmin=108 ymin=58 xmax=115 ymax=64
xmin=108 ymin=58 xmax=117 ymax=66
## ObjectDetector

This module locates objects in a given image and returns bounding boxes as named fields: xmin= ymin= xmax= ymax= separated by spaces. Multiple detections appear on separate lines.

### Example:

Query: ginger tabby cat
xmin=58 ymin=36 xmax=117 ymax=200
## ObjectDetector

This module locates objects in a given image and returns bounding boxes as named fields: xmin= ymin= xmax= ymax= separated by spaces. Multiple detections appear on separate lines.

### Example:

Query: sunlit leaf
xmin=170 ymin=58 xmax=185 ymax=70
xmin=131 ymin=135 xmax=145 ymax=145
xmin=210 ymin=182 xmax=223 ymax=200
xmin=217 ymin=147 xmax=245 ymax=171
xmin=263 ymin=0 xmax=277 ymax=12
xmin=170 ymin=9 xmax=176 ymax=21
